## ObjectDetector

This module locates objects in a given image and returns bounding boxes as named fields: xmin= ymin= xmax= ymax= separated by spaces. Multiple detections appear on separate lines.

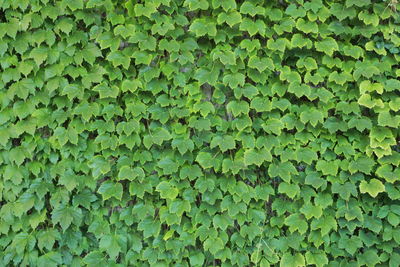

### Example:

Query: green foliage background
xmin=1 ymin=0 xmax=400 ymax=266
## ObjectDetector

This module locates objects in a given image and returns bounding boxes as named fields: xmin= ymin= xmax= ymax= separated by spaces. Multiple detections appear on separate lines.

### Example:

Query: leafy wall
xmin=1 ymin=0 xmax=400 ymax=266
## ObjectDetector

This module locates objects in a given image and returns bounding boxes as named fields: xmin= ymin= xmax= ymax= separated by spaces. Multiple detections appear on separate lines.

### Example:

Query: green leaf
xmin=378 ymin=111 xmax=400 ymax=128
xmin=240 ymin=18 xmax=266 ymax=37
xmin=88 ymin=156 xmax=111 ymax=178
xmin=296 ymin=18 xmax=318 ymax=34
xmin=278 ymin=182 xmax=300 ymax=199
xmin=30 ymin=47 xmax=48 ymax=66
xmin=315 ymin=37 xmax=338 ymax=56
xmin=98 ymin=181 xmax=123 ymax=200
xmin=38 ymin=252 xmax=63 ymax=267
xmin=291 ymin=33 xmax=312 ymax=48
xmin=138 ymin=217 xmax=161 ymax=238
xmin=156 ymin=181 xmax=179 ymax=200
xmin=189 ymin=253 xmax=205 ymax=266
xmin=121 ymin=79 xmax=141 ymax=93
xmin=267 ymin=38 xmax=289 ymax=53
xmin=83 ymin=251 xmax=106 ymax=265
xmin=223 ymin=73 xmax=246 ymax=88
xmin=376 ymin=164 xmax=400 ymax=183
xmin=158 ymin=158 xmax=179 ymax=174
xmin=360 ymin=80 xmax=384 ymax=94
xmin=300 ymin=203 xmax=323 ymax=219
xmin=63 ymin=0 xmax=83 ymax=11
xmin=38 ymin=230 xmax=58 ymax=251
xmin=316 ymin=160 xmax=338 ymax=176
xmin=107 ymin=51 xmax=130 ymax=69
xmin=99 ymin=234 xmax=121 ymax=259
xmin=212 ymin=0 xmax=236 ymax=11
xmin=262 ymin=118 xmax=284 ymax=135
xmin=305 ymin=251 xmax=328 ymax=267
xmin=134 ymin=3 xmax=157 ymax=18
xmin=280 ymin=252 xmax=306 ymax=267
xmin=204 ymin=237 xmax=224 ymax=255
xmin=189 ymin=19 xmax=217 ymax=37
xmin=311 ymin=215 xmax=337 ymax=236
xmin=357 ymin=249 xmax=381 ymax=267
xmin=217 ymin=11 xmax=242 ymax=27
xmin=348 ymin=157 xmax=375 ymax=174
xmin=227 ymin=100 xmax=249 ymax=117
xmin=196 ymin=152 xmax=214 ymax=169
xmin=248 ymin=55 xmax=274 ymax=72
xmin=284 ymin=214 xmax=308 ymax=235
xmin=118 ymin=166 xmax=136 ymax=181
xmin=213 ymin=213 xmax=233 ymax=231
xmin=210 ymin=135 xmax=236 ymax=152
xmin=240 ymin=2 xmax=264 ymax=16
xmin=51 ymin=205 xmax=82 ymax=231
xmin=360 ymin=179 xmax=385 ymax=198
xmin=244 ymin=148 xmax=272 ymax=166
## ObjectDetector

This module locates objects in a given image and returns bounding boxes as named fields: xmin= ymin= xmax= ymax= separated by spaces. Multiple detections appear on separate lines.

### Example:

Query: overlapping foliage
xmin=1 ymin=0 xmax=400 ymax=266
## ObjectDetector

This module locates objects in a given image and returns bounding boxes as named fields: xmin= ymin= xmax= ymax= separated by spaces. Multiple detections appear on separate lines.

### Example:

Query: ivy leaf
xmin=349 ymin=157 xmax=375 ymax=174
xmin=189 ymin=19 xmax=217 ymax=37
xmin=38 ymin=230 xmax=58 ymax=251
xmin=172 ymin=138 xmax=195 ymax=155
xmin=300 ymin=109 xmax=324 ymax=127
xmin=244 ymin=148 xmax=272 ymax=166
xmin=138 ymin=217 xmax=161 ymax=238
xmin=248 ymin=55 xmax=274 ymax=72
xmin=118 ymin=166 xmax=136 ymax=181
xmin=291 ymin=33 xmax=312 ymax=48
xmin=360 ymin=179 xmax=385 ymax=198
xmin=239 ymin=18 xmax=266 ymax=36
xmin=212 ymin=0 xmax=236 ymax=11
xmin=378 ymin=111 xmax=400 ymax=128
xmin=99 ymin=234 xmax=121 ymax=259
xmin=210 ymin=135 xmax=236 ymax=152
xmin=360 ymin=80 xmax=384 ymax=94
xmin=37 ymin=252 xmax=63 ymax=267
xmin=227 ymin=100 xmax=249 ymax=117
xmin=278 ymin=182 xmax=300 ymax=199
xmin=300 ymin=203 xmax=323 ymax=219
xmin=196 ymin=152 xmax=214 ymax=169
xmin=262 ymin=118 xmax=284 ymax=135
xmin=158 ymin=158 xmax=179 ymax=175
xmin=305 ymin=251 xmax=328 ymax=267
xmin=83 ymin=251 xmax=106 ymax=265
xmin=189 ymin=253 xmax=205 ymax=266
xmin=51 ymin=205 xmax=82 ymax=231
xmin=284 ymin=214 xmax=308 ymax=234
xmin=121 ymin=79 xmax=141 ymax=93
xmin=376 ymin=164 xmax=400 ymax=183
xmin=217 ymin=11 xmax=242 ymax=27
xmin=315 ymin=37 xmax=339 ymax=56
xmin=88 ymin=156 xmax=111 ymax=179
xmin=240 ymin=2 xmax=265 ymax=16
xmin=268 ymin=38 xmax=290 ymax=53
xmin=156 ymin=181 xmax=179 ymax=200
xmin=63 ymin=0 xmax=83 ymax=11
xmin=296 ymin=18 xmax=318 ymax=34
xmin=107 ymin=51 xmax=130 ymax=69
xmin=357 ymin=249 xmax=381 ymax=267
xmin=30 ymin=47 xmax=48 ymax=66
xmin=98 ymin=181 xmax=123 ymax=200
xmin=134 ymin=3 xmax=157 ymax=18
xmin=213 ymin=214 xmax=233 ymax=231
xmin=203 ymin=237 xmax=224 ymax=255
xmin=280 ymin=253 xmax=305 ymax=267
xmin=223 ymin=73 xmax=246 ymax=88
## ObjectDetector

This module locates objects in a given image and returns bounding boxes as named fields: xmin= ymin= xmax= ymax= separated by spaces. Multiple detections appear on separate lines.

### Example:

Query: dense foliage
xmin=1 ymin=0 xmax=400 ymax=266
